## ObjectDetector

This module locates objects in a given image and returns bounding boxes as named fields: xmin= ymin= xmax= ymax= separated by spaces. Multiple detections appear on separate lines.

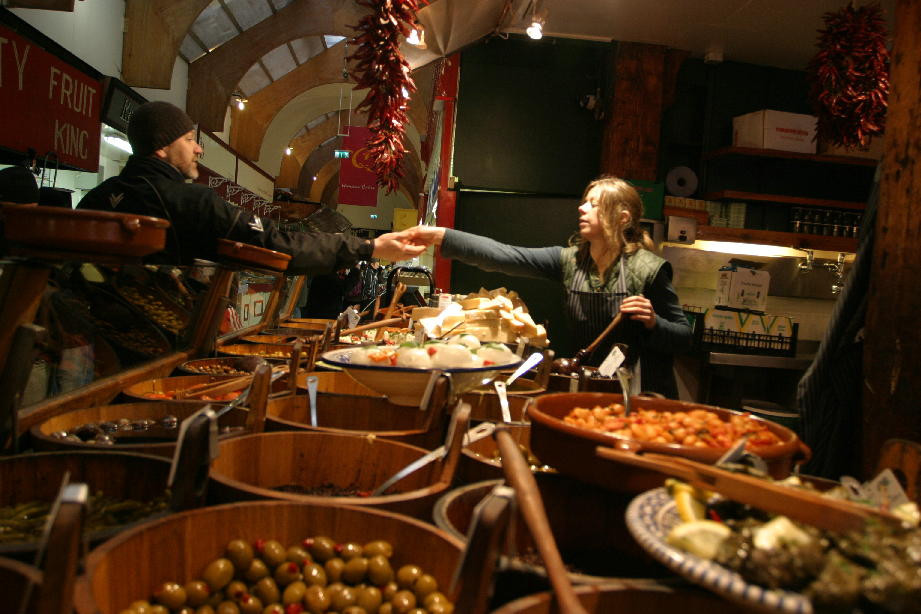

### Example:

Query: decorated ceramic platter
xmin=625 ymin=487 xmax=812 ymax=614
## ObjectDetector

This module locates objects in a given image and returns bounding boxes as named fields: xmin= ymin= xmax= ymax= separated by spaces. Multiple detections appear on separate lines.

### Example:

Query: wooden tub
xmin=75 ymin=501 xmax=465 ymax=614
xmin=0 ymin=451 xmax=173 ymax=560
xmin=209 ymin=424 xmax=466 ymax=519
xmin=29 ymin=401 xmax=244 ymax=457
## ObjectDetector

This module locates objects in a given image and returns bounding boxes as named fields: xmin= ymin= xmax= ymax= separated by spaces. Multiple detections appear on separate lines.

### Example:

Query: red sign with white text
xmin=0 ymin=24 xmax=102 ymax=171
xmin=338 ymin=126 xmax=378 ymax=207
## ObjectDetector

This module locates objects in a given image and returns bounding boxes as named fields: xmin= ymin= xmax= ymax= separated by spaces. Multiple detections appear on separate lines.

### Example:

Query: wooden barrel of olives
xmin=120 ymin=374 xmax=246 ymax=402
xmin=209 ymin=431 xmax=459 ymax=518
xmin=492 ymin=582 xmax=748 ymax=613
xmin=75 ymin=501 xmax=465 ymax=614
xmin=266 ymin=374 xmax=450 ymax=449
xmin=460 ymin=383 xmax=539 ymax=422
xmin=0 ymin=451 xmax=173 ymax=561
xmin=29 ymin=400 xmax=245 ymax=457
xmin=433 ymin=478 xmax=669 ymax=585
xmin=176 ymin=356 xmax=264 ymax=376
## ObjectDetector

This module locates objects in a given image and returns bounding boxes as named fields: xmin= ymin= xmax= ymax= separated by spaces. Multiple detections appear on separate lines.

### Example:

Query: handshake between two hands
xmin=370 ymin=225 xmax=446 ymax=262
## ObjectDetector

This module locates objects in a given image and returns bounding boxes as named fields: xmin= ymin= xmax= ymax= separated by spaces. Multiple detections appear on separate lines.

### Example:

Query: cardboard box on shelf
xmin=715 ymin=266 xmax=770 ymax=312
xmin=817 ymin=136 xmax=884 ymax=160
xmin=704 ymin=308 xmax=741 ymax=332
xmin=667 ymin=216 xmax=697 ymax=243
xmin=733 ymin=110 xmax=817 ymax=154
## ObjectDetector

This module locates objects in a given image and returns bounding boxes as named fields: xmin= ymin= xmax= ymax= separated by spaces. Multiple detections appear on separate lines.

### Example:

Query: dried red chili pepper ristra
xmin=347 ymin=0 xmax=421 ymax=192
xmin=806 ymin=3 xmax=890 ymax=150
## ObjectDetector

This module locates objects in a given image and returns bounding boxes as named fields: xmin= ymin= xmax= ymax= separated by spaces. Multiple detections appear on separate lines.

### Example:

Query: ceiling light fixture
xmin=285 ymin=146 xmax=292 ymax=155
xmin=406 ymin=24 xmax=426 ymax=48
xmin=526 ymin=1 xmax=546 ymax=40
xmin=103 ymin=135 xmax=133 ymax=154
xmin=232 ymin=93 xmax=248 ymax=111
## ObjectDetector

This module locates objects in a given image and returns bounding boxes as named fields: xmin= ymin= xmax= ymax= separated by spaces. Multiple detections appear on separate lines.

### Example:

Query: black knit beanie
xmin=0 ymin=166 xmax=39 ymax=204
xmin=127 ymin=101 xmax=195 ymax=156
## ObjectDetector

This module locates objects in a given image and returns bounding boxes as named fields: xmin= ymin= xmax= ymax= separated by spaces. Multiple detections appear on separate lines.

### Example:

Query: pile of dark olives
xmin=51 ymin=416 xmax=178 ymax=445
xmin=120 ymin=535 xmax=455 ymax=613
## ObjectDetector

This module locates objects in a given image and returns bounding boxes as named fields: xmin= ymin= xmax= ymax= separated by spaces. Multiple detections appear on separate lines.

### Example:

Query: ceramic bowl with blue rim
xmin=625 ymin=487 xmax=813 ymax=614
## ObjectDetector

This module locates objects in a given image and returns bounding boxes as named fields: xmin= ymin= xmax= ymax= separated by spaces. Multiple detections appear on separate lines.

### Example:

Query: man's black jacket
xmin=77 ymin=156 xmax=372 ymax=274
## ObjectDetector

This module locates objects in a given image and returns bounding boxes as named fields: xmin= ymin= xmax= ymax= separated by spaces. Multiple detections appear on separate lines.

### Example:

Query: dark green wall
xmin=450 ymin=192 xmax=581 ymax=358
xmin=453 ymin=35 xmax=608 ymax=194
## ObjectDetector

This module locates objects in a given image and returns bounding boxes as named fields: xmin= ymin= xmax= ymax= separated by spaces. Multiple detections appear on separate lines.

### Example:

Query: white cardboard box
xmin=667 ymin=216 xmax=697 ymax=243
xmin=733 ymin=110 xmax=817 ymax=154
xmin=715 ymin=267 xmax=770 ymax=312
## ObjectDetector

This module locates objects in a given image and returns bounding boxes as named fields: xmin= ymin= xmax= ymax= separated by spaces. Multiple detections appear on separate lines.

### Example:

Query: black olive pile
xmin=51 ymin=416 xmax=178 ymax=445
xmin=0 ymin=491 xmax=169 ymax=543
xmin=120 ymin=286 xmax=188 ymax=334
xmin=272 ymin=483 xmax=400 ymax=498
xmin=121 ymin=536 xmax=455 ymax=613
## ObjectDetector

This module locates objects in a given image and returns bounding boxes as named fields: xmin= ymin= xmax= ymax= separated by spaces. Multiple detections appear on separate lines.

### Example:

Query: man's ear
xmin=153 ymin=146 xmax=168 ymax=160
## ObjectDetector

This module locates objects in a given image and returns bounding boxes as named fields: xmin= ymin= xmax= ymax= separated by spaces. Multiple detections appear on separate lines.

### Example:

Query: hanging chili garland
xmin=348 ymin=0 xmax=422 ymax=193
xmin=806 ymin=2 xmax=889 ymax=149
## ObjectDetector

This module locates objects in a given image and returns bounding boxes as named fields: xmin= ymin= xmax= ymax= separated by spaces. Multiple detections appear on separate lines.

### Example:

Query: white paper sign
xmin=345 ymin=306 xmax=360 ymax=330
xmin=597 ymin=345 xmax=626 ymax=378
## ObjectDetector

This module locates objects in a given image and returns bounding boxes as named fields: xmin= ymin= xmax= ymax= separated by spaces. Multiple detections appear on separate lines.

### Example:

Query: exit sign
xmin=334 ymin=149 xmax=350 ymax=159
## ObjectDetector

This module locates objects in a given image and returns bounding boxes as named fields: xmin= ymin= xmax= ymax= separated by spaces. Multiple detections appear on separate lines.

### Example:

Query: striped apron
xmin=565 ymin=255 xmax=641 ymax=393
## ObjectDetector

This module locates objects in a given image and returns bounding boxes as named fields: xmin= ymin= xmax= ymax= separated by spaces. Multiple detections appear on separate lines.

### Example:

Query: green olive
xmin=185 ymin=580 xmax=211 ymax=607
xmin=260 ymin=540 xmax=287 ymax=568
xmin=281 ymin=580 xmax=307 ymax=605
xmin=395 ymin=565 xmax=422 ymax=590
xmin=330 ymin=586 xmax=357 ymax=610
xmin=412 ymin=573 xmax=437 ymax=600
xmin=355 ymin=586 xmax=382 ymax=611
xmin=303 ymin=584 xmax=331 ymax=614
xmin=237 ymin=594 xmax=262 ymax=614
xmin=337 ymin=541 xmax=362 ymax=560
xmin=206 ymin=591 xmax=225 ymax=607
xmin=302 ymin=562 xmax=327 ymax=587
xmin=427 ymin=602 xmax=455 ymax=614
xmin=148 ymin=606 xmax=169 ymax=614
xmin=324 ymin=557 xmax=345 ymax=583
xmin=225 ymin=581 xmax=247 ymax=601
xmin=273 ymin=561 xmax=303 ymax=586
xmin=423 ymin=592 xmax=450 ymax=609
xmin=362 ymin=540 xmax=393 ymax=558
xmin=252 ymin=577 xmax=280 ymax=605
xmin=324 ymin=582 xmax=345 ymax=602
xmin=367 ymin=555 xmax=394 ymax=586
xmin=215 ymin=601 xmax=239 ymax=614
xmin=406 ymin=609 xmax=427 ymax=614
xmin=381 ymin=581 xmax=399 ymax=601
xmin=196 ymin=607 xmax=216 ymax=614
xmin=225 ymin=539 xmax=254 ymax=571
xmin=379 ymin=604 xmax=393 ymax=614
xmin=261 ymin=605 xmax=284 ymax=614
xmin=243 ymin=559 xmax=270 ymax=582
xmin=153 ymin=582 xmax=187 ymax=610
xmin=129 ymin=603 xmax=151 ymax=614
xmin=202 ymin=558 xmax=235 ymax=591
xmin=176 ymin=607 xmax=195 ymax=614
xmin=341 ymin=556 xmax=369 ymax=584
xmin=389 ymin=590 xmax=417 ymax=613
xmin=286 ymin=545 xmax=311 ymax=564
xmin=341 ymin=607 xmax=367 ymax=614
xmin=306 ymin=536 xmax=336 ymax=562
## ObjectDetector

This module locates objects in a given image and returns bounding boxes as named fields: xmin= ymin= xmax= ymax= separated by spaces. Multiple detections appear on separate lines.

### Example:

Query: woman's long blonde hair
xmin=574 ymin=176 xmax=656 ymax=279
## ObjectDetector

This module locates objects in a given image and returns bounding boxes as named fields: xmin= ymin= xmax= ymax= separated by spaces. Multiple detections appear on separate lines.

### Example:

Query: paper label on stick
xmin=346 ymin=306 xmax=360 ymax=330
xmin=597 ymin=345 xmax=626 ymax=378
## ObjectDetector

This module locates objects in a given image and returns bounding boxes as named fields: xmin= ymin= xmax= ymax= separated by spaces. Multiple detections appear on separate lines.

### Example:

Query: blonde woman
xmin=404 ymin=176 xmax=691 ymax=397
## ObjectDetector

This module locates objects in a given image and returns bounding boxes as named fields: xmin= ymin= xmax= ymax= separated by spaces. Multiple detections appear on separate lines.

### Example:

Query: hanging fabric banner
xmin=338 ymin=126 xmax=378 ymax=207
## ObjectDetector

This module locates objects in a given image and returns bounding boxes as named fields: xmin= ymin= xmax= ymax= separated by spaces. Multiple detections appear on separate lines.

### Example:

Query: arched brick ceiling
xmin=185 ymin=0 xmax=365 ymax=132
xmin=298 ymin=137 xmax=341 ymax=196
xmin=276 ymin=109 xmax=368 ymax=188
xmin=229 ymin=45 xmax=349 ymax=162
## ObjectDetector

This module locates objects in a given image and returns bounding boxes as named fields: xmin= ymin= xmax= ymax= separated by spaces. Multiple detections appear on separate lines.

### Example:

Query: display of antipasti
xmin=349 ymin=336 xmax=520 ymax=369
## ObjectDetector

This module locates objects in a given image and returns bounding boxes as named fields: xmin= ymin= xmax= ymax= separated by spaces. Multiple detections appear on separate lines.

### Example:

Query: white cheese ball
xmin=447 ymin=334 xmax=481 ymax=350
xmin=429 ymin=343 xmax=476 ymax=368
xmin=477 ymin=344 xmax=518 ymax=366
xmin=395 ymin=346 xmax=432 ymax=368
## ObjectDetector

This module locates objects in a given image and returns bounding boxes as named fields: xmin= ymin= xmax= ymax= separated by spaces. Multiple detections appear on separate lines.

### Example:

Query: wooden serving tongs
xmin=552 ymin=312 xmax=623 ymax=375
xmin=595 ymin=442 xmax=904 ymax=533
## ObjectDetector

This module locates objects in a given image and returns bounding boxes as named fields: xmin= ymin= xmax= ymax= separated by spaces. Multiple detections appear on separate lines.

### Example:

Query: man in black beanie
xmin=78 ymin=101 xmax=424 ymax=272
xmin=0 ymin=166 xmax=39 ymax=206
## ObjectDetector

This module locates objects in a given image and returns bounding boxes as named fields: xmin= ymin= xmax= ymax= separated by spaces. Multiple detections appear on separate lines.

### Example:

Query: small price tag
xmin=597 ymin=345 xmax=626 ymax=378
xmin=866 ymin=468 xmax=910 ymax=508
xmin=346 ymin=306 xmax=360 ymax=330
xmin=414 ymin=324 xmax=425 ymax=344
